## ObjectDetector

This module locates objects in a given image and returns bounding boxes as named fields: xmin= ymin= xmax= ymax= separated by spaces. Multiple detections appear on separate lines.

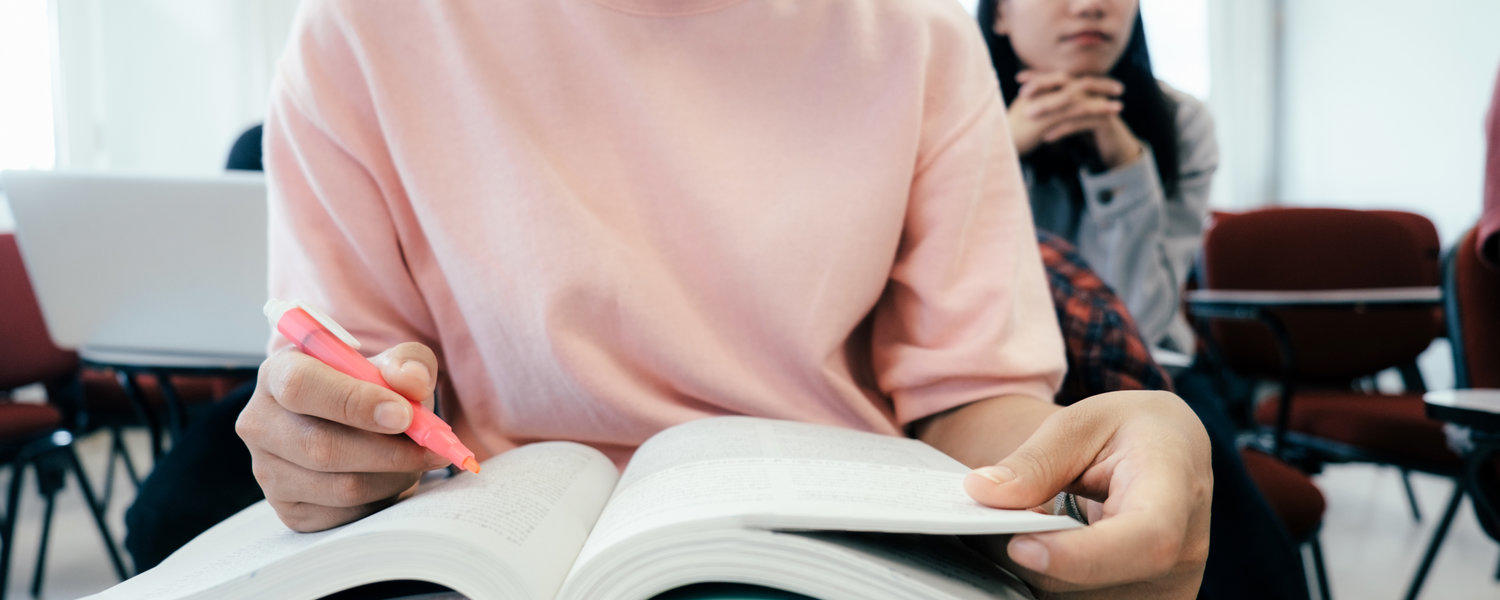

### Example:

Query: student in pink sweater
xmin=234 ymin=1 xmax=1210 ymax=597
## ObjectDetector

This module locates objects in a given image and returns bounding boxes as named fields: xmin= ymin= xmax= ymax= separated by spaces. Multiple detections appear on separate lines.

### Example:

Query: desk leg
xmin=1402 ymin=482 xmax=1464 ymax=600
xmin=152 ymin=368 xmax=189 ymax=447
xmin=115 ymin=370 xmax=165 ymax=459
xmin=1255 ymin=310 xmax=1299 ymax=458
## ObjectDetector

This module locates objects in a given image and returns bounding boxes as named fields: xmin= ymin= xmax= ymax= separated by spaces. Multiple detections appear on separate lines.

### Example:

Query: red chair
xmin=1041 ymin=231 xmax=1328 ymax=598
xmin=1241 ymin=448 xmax=1330 ymax=599
xmin=1193 ymin=208 xmax=1458 ymax=514
xmin=1402 ymin=226 xmax=1500 ymax=599
xmin=0 ymin=233 xmax=127 ymax=597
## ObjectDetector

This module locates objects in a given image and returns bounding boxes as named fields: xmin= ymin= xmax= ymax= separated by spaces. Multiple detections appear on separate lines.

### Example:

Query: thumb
xmin=963 ymin=413 xmax=1101 ymax=510
xmin=371 ymin=342 xmax=439 ymax=411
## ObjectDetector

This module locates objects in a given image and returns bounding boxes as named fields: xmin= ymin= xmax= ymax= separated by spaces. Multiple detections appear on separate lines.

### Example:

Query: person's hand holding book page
xmin=236 ymin=342 xmax=453 ymax=532
xmin=919 ymin=390 xmax=1212 ymax=599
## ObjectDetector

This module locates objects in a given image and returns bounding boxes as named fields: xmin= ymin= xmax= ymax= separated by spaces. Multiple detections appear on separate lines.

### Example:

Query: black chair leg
xmin=2 ymin=458 xmax=28 ymax=600
xmin=100 ymin=440 xmax=116 ymax=510
xmin=1400 ymin=468 xmax=1422 ymax=522
xmin=25 ymin=453 xmax=67 ymax=600
xmin=1308 ymin=535 xmax=1331 ymax=600
xmin=100 ymin=426 xmax=141 ymax=508
xmin=62 ymin=446 xmax=127 ymax=580
xmin=28 ymin=490 xmax=55 ymax=599
xmin=115 ymin=370 xmax=164 ymax=460
xmin=1403 ymin=482 xmax=1465 ymax=600
xmin=114 ymin=427 xmax=141 ymax=490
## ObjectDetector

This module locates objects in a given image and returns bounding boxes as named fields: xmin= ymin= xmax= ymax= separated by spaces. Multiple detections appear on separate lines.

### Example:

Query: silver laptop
xmin=3 ymin=170 xmax=269 ymax=364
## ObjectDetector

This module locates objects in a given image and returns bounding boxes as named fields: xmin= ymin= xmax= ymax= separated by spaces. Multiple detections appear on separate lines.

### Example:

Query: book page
xmin=352 ymin=441 xmax=619 ymax=598
xmin=87 ymin=441 xmax=617 ymax=600
xmin=575 ymin=417 xmax=1076 ymax=567
xmin=559 ymin=513 xmax=1037 ymax=599
xmin=786 ymin=532 xmax=1035 ymax=600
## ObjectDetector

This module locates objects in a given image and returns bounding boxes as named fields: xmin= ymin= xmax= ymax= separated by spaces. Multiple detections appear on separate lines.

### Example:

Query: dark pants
xmin=125 ymin=378 xmax=1312 ymax=599
xmin=124 ymin=382 xmax=262 ymax=572
xmin=1174 ymin=365 xmax=1312 ymax=600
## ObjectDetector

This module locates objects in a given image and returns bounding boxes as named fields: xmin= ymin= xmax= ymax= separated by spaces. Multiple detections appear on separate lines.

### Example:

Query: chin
xmin=1062 ymin=67 xmax=1110 ymax=78
xmin=1063 ymin=60 xmax=1118 ymax=78
xmin=1056 ymin=50 xmax=1124 ymax=78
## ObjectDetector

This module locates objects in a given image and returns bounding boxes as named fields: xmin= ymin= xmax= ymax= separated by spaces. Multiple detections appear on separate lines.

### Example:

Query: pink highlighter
xmin=263 ymin=299 xmax=480 ymax=474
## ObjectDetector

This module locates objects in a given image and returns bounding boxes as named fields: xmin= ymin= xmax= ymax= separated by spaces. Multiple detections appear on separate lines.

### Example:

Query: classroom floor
xmin=6 ymin=429 xmax=1500 ymax=600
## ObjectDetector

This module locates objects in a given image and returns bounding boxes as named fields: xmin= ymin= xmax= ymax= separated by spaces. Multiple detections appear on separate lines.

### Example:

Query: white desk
xmin=1425 ymin=389 xmax=1500 ymax=429
xmin=1184 ymin=287 xmax=1443 ymax=309
xmin=79 ymin=347 xmax=264 ymax=371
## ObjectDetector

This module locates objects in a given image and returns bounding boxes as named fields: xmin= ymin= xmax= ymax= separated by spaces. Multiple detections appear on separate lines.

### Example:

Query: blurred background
xmin=3 ymin=0 xmax=1494 ymax=239
xmin=3 ymin=1 xmax=1500 ymax=598
xmin=6 ymin=0 xmax=1495 ymax=386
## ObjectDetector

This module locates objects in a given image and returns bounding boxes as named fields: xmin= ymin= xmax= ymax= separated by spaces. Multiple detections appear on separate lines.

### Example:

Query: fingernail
xmin=400 ymin=361 xmax=430 ymax=385
xmin=1009 ymin=537 xmax=1050 ymax=571
xmin=374 ymin=400 xmax=412 ymax=430
xmin=973 ymin=465 xmax=1016 ymax=486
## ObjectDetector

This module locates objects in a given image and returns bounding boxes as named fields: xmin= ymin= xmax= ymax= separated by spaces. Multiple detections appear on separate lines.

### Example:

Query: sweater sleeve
xmin=870 ymin=16 xmax=1066 ymax=426
xmin=264 ymin=0 xmax=440 ymax=357
xmin=1072 ymin=87 xmax=1217 ymax=350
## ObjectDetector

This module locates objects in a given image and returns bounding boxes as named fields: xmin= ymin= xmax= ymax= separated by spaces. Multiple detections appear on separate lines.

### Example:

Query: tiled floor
xmin=5 ymin=431 xmax=1499 ymax=599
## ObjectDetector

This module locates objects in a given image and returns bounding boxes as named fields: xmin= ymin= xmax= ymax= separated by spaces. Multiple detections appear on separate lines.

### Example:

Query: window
xmin=0 ymin=0 xmax=57 ymax=171
xmin=1140 ymin=0 xmax=1211 ymax=100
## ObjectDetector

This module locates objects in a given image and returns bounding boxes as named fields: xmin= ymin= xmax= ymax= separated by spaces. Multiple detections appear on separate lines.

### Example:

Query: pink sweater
xmin=265 ymin=0 xmax=1065 ymax=465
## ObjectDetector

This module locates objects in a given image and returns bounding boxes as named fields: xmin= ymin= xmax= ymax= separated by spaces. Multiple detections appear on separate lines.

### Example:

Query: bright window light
xmin=1141 ymin=0 xmax=1211 ymax=100
xmin=0 ymin=0 xmax=57 ymax=171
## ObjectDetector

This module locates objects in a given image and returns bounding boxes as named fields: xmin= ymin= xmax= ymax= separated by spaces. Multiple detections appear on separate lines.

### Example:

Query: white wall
xmin=1276 ymin=0 xmax=1500 ymax=244
xmin=0 ymin=0 xmax=57 ymax=171
xmin=52 ymin=0 xmax=300 ymax=173
xmin=1205 ymin=0 xmax=1278 ymax=210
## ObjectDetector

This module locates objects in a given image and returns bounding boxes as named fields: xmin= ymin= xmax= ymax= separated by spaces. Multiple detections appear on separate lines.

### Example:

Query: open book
xmin=89 ymin=417 xmax=1078 ymax=600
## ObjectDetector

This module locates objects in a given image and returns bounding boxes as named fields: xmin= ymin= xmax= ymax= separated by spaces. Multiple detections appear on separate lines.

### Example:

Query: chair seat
xmin=1240 ymin=449 xmax=1325 ymax=541
xmin=1255 ymin=391 xmax=1461 ymax=467
xmin=0 ymin=402 xmax=63 ymax=441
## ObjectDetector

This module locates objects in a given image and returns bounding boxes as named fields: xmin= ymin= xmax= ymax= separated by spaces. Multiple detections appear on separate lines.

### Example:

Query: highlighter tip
xmin=461 ymin=457 xmax=480 ymax=473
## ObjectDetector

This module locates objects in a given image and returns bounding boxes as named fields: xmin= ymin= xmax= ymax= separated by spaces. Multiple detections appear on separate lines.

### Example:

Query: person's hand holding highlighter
xmin=237 ymin=300 xmax=478 ymax=532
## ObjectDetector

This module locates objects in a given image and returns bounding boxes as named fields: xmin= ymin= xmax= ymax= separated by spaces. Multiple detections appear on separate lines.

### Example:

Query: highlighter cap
xmin=262 ymin=298 xmax=362 ymax=350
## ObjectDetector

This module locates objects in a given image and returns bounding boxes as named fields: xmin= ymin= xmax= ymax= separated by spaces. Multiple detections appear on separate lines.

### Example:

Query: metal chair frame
xmin=1401 ymin=236 xmax=1500 ymax=599
xmin=0 ymin=425 xmax=129 ymax=599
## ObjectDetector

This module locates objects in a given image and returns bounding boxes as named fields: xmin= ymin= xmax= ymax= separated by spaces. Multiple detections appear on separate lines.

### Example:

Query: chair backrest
xmin=1446 ymin=227 xmax=1500 ymax=389
xmin=1199 ymin=207 xmax=1441 ymax=381
xmin=1442 ymin=226 xmax=1500 ymax=543
xmin=0 ymin=232 xmax=78 ymax=390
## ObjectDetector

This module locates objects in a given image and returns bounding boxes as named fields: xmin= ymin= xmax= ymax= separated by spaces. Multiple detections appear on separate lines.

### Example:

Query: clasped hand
xmin=1007 ymin=70 xmax=1143 ymax=169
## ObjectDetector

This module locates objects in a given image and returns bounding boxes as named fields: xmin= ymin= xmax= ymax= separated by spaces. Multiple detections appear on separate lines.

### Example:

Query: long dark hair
xmin=975 ymin=1 xmax=1180 ymax=196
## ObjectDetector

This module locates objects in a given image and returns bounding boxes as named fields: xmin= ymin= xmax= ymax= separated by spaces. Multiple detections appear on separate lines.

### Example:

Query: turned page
xmin=87 ymin=441 xmax=618 ymax=600
xmin=573 ymin=417 xmax=1077 ymax=566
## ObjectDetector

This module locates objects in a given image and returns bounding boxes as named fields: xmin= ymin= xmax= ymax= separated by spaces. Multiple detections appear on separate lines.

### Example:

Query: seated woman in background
xmin=977 ymin=0 xmax=1211 ymax=354
xmin=977 ymin=2 xmax=1308 ymax=599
